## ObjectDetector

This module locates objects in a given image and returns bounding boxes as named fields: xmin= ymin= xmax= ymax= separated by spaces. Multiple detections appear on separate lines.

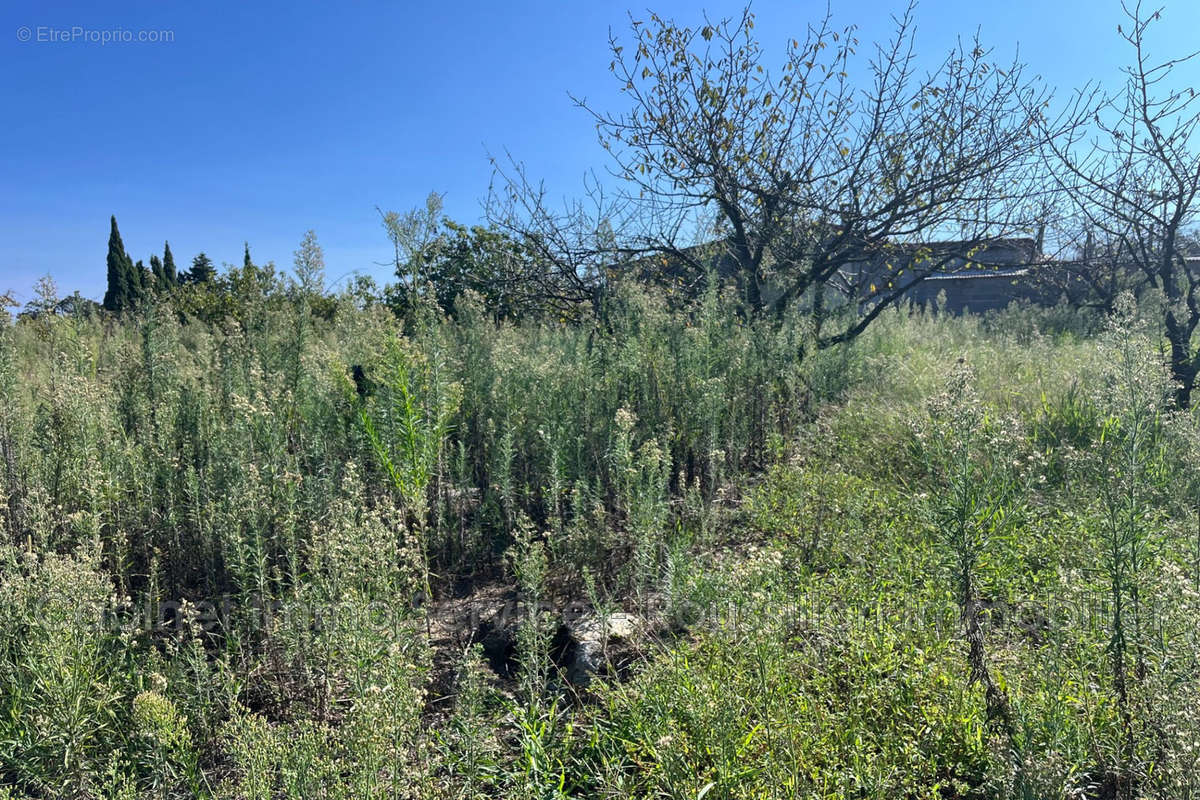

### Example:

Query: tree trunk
xmin=1166 ymin=315 xmax=1196 ymax=409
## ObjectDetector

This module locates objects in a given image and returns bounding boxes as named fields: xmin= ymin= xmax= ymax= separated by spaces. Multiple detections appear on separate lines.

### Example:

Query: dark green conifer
xmin=150 ymin=254 xmax=165 ymax=287
xmin=188 ymin=252 xmax=216 ymax=284
xmin=133 ymin=260 xmax=148 ymax=299
xmin=103 ymin=215 xmax=136 ymax=312
xmin=163 ymin=242 xmax=178 ymax=285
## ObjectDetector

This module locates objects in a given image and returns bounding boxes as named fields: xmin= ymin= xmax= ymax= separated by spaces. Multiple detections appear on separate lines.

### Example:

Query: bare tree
xmin=485 ymin=159 xmax=635 ymax=319
xmin=494 ymin=3 xmax=1053 ymax=342
xmin=1042 ymin=1 xmax=1200 ymax=405
xmin=1033 ymin=224 xmax=1150 ymax=313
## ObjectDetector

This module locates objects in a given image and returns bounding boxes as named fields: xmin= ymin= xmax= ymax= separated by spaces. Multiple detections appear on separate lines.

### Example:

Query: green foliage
xmin=162 ymin=241 xmax=178 ymax=286
xmin=8 ymin=278 xmax=1200 ymax=798
xmin=360 ymin=336 xmax=458 ymax=513
xmin=424 ymin=221 xmax=547 ymax=321
xmin=0 ymin=544 xmax=134 ymax=797
xmin=103 ymin=215 xmax=139 ymax=313
xmin=291 ymin=230 xmax=325 ymax=297
xmin=186 ymin=252 xmax=216 ymax=284
xmin=747 ymin=463 xmax=869 ymax=569
xmin=149 ymin=254 xmax=166 ymax=288
xmin=382 ymin=210 xmax=552 ymax=324
xmin=131 ymin=689 xmax=204 ymax=796
xmin=578 ymin=624 xmax=989 ymax=798
xmin=915 ymin=364 xmax=1028 ymax=788
xmin=1074 ymin=297 xmax=1180 ymax=796
xmin=380 ymin=191 xmax=445 ymax=319
xmin=1030 ymin=380 xmax=1100 ymax=484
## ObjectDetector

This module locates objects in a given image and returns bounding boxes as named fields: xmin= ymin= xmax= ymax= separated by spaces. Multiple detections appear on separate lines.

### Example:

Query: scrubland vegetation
xmin=7 ymin=0 xmax=1200 ymax=795
xmin=3 ymin=280 xmax=1200 ymax=799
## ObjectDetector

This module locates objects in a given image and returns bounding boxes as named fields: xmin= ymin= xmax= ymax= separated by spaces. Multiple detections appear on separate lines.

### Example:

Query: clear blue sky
xmin=3 ymin=0 xmax=1198 ymax=305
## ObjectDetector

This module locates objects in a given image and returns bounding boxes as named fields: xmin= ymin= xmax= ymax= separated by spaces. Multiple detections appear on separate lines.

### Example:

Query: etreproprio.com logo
xmin=16 ymin=25 xmax=175 ymax=45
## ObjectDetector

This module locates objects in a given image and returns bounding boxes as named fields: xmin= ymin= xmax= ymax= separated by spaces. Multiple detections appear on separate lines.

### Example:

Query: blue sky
xmin=3 ymin=0 xmax=1198 ymax=305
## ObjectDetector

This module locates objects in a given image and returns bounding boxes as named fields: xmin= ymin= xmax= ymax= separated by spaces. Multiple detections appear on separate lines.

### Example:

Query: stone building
xmin=627 ymin=236 xmax=1047 ymax=315
xmin=839 ymin=238 xmax=1046 ymax=315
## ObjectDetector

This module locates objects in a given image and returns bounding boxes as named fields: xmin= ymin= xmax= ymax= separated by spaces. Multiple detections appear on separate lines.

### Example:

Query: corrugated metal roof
xmin=925 ymin=268 xmax=1030 ymax=281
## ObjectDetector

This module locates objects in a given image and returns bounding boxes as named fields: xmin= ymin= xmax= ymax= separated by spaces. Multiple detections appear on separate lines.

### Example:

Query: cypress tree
xmin=150 ymin=254 xmax=165 ymax=287
xmin=103 ymin=215 xmax=135 ymax=312
xmin=133 ymin=260 xmax=148 ymax=299
xmin=163 ymin=242 xmax=178 ymax=285
xmin=244 ymin=242 xmax=253 ymax=269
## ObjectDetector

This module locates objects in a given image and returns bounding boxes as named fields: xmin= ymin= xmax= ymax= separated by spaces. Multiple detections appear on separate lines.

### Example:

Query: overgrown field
xmin=2 ymin=288 xmax=1199 ymax=799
